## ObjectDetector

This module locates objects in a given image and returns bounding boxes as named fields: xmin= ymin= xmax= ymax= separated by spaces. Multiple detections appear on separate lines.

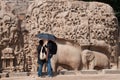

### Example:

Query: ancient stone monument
xmin=0 ymin=0 xmax=119 ymax=73
xmin=1 ymin=47 xmax=14 ymax=72
xmin=27 ymin=0 xmax=119 ymax=70
xmin=27 ymin=0 xmax=118 ymax=45
xmin=0 ymin=0 xmax=34 ymax=73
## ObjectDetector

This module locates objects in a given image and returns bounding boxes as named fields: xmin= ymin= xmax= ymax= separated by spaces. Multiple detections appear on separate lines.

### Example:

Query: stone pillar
xmin=10 ymin=59 xmax=12 ymax=67
xmin=2 ymin=59 xmax=6 ymax=70
xmin=10 ymin=59 xmax=13 ymax=72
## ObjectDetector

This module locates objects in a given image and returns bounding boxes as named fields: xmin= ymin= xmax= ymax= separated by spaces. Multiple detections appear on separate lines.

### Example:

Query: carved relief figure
xmin=1 ymin=47 xmax=14 ymax=72
xmin=51 ymin=38 xmax=83 ymax=72
xmin=81 ymin=49 xmax=110 ymax=70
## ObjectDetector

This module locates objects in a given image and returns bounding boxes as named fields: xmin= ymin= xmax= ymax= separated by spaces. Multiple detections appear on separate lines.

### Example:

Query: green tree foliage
xmin=83 ymin=0 xmax=120 ymax=25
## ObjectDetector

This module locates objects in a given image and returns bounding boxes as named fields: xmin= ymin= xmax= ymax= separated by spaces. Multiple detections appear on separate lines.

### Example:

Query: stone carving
xmin=0 ymin=0 xmax=119 ymax=72
xmin=50 ymin=38 xmax=82 ymax=72
xmin=1 ymin=47 xmax=14 ymax=72
xmin=26 ymin=0 xmax=119 ymax=71
xmin=0 ymin=0 xmax=31 ymax=72
xmin=27 ymin=0 xmax=118 ymax=46
xmin=81 ymin=49 xmax=110 ymax=70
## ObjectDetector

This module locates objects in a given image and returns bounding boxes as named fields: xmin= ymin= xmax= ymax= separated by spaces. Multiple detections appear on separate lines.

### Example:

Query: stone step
xmin=80 ymin=70 xmax=98 ymax=74
xmin=1 ymin=69 xmax=120 ymax=79
xmin=1 ymin=74 xmax=120 ymax=80
xmin=9 ymin=72 xmax=28 ymax=77
xmin=103 ymin=69 xmax=120 ymax=74
xmin=0 ymin=73 xmax=7 ymax=78
xmin=59 ymin=70 xmax=76 ymax=75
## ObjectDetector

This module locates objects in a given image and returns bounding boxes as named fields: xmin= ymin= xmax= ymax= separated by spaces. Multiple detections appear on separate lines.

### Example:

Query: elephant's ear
xmin=87 ymin=51 xmax=95 ymax=61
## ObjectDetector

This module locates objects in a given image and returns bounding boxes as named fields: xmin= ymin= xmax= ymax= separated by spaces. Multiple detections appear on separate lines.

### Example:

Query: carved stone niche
xmin=1 ymin=47 xmax=14 ymax=72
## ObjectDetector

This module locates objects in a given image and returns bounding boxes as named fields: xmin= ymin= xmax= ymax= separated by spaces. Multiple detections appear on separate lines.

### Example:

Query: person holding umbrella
xmin=36 ymin=33 xmax=57 ymax=77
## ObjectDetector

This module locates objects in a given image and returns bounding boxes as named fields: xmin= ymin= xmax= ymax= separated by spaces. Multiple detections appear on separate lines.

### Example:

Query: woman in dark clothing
xmin=37 ymin=40 xmax=46 ymax=77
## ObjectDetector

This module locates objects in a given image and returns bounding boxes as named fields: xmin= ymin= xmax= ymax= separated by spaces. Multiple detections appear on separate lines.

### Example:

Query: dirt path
xmin=1 ymin=74 xmax=120 ymax=80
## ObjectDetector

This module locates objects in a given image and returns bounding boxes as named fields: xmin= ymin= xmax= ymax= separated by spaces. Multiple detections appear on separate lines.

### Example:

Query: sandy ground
xmin=1 ymin=74 xmax=120 ymax=80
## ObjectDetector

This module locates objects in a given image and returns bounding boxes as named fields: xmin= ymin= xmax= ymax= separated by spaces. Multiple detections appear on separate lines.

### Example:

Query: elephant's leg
xmin=105 ymin=61 xmax=110 ymax=69
xmin=108 ymin=62 xmax=111 ymax=69
xmin=52 ymin=62 xmax=57 ymax=72
xmin=51 ymin=58 xmax=57 ymax=73
xmin=89 ymin=61 xmax=95 ymax=70
xmin=82 ymin=53 xmax=90 ymax=70
xmin=74 ymin=69 xmax=80 ymax=75
xmin=82 ymin=59 xmax=88 ymax=70
xmin=82 ymin=63 xmax=88 ymax=70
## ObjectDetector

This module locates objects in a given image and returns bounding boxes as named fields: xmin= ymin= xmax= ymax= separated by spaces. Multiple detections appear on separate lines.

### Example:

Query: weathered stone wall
xmin=27 ymin=0 xmax=118 ymax=46
xmin=0 ymin=0 xmax=34 ymax=72
xmin=26 ymin=0 xmax=119 ymax=71
xmin=0 ymin=0 xmax=119 ymax=72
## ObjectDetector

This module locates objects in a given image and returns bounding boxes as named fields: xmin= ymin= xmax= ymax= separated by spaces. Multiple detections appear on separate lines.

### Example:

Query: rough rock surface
xmin=27 ymin=0 xmax=118 ymax=46
xmin=0 ymin=0 xmax=34 ymax=72
xmin=0 ymin=0 xmax=119 ymax=72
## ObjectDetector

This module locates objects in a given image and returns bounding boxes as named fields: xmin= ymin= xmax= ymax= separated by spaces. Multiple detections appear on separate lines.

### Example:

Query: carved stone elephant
xmin=81 ymin=49 xmax=110 ymax=70
xmin=81 ymin=40 xmax=112 ymax=59
xmin=50 ymin=38 xmax=83 ymax=72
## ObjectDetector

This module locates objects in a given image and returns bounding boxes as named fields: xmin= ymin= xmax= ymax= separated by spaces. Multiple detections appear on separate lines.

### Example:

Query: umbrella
xmin=36 ymin=33 xmax=56 ymax=41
